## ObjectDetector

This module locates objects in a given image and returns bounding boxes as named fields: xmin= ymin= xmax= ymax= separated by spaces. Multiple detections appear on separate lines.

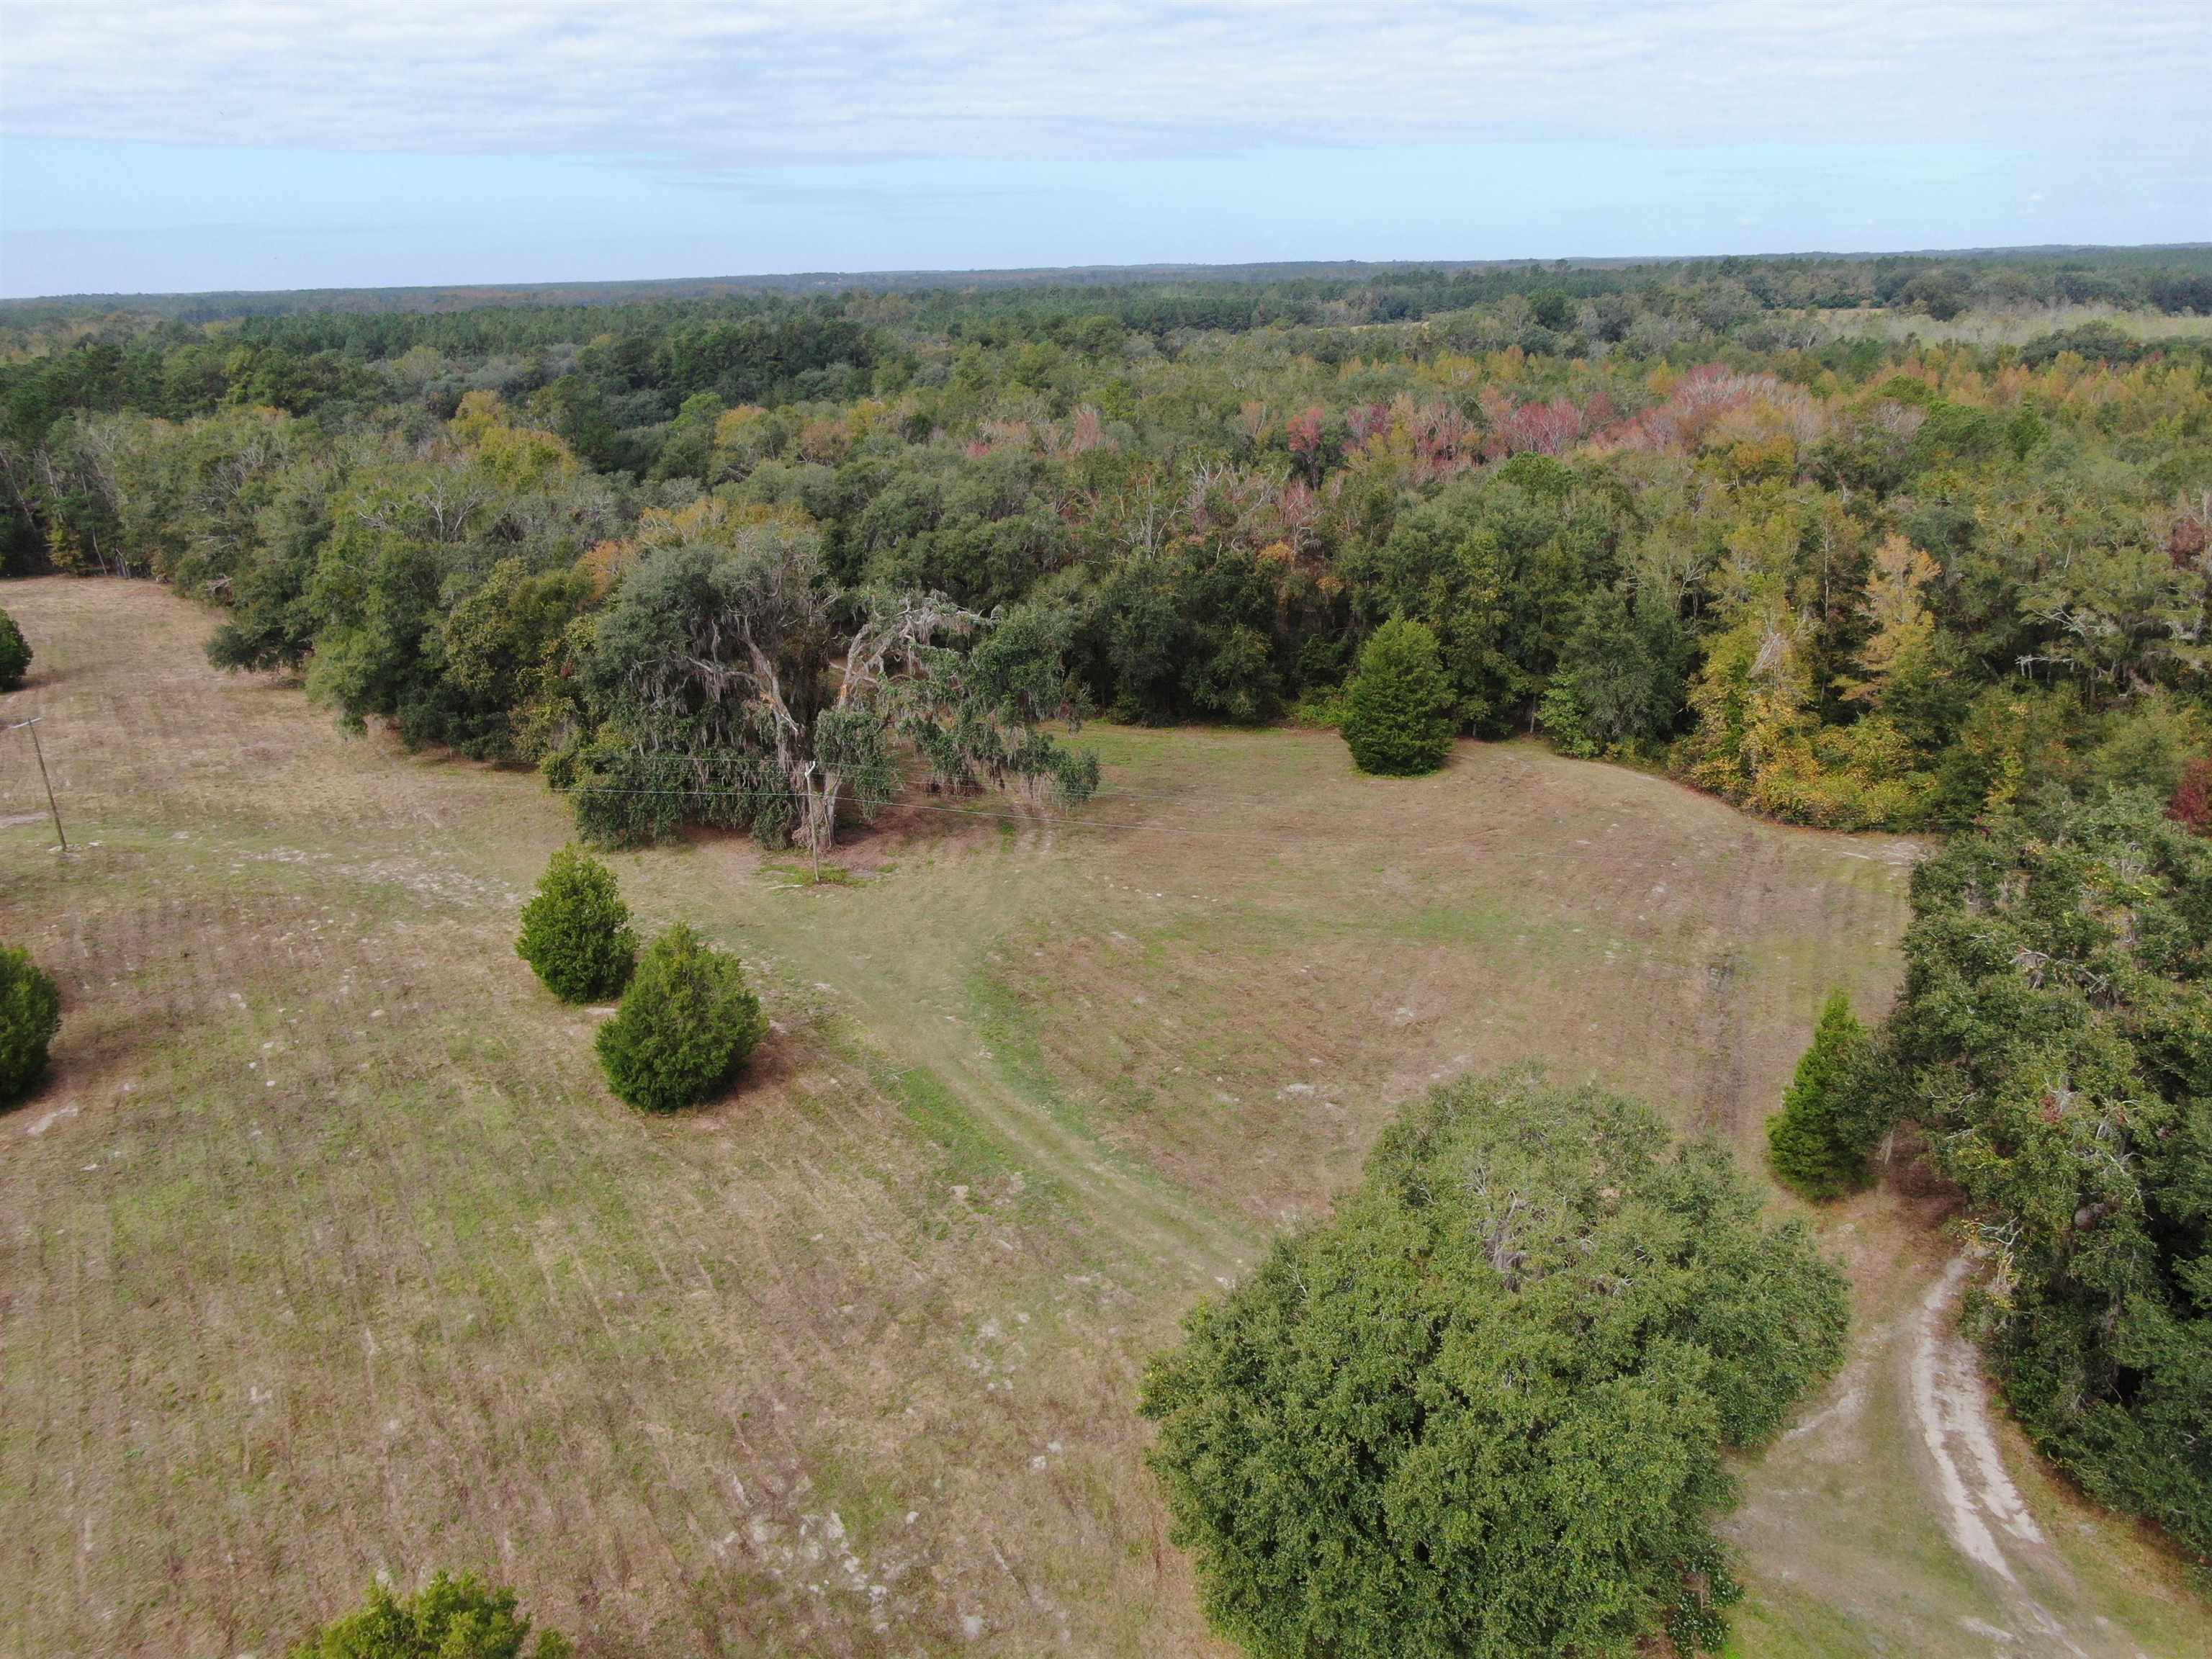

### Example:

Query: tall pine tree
xmin=1767 ymin=990 xmax=1883 ymax=1200
xmin=1340 ymin=616 xmax=1457 ymax=777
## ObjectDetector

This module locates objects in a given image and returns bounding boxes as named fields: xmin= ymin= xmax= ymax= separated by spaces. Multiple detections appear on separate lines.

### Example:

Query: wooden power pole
xmin=6 ymin=717 xmax=66 ymax=851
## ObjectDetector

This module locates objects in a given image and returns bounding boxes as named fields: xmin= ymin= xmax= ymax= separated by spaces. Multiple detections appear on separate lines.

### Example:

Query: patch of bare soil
xmin=1910 ymin=1256 xmax=2091 ymax=1656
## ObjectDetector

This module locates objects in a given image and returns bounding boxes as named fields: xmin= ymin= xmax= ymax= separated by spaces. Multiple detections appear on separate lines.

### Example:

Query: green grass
xmin=1727 ymin=1584 xmax=1886 ymax=1659
xmin=1805 ymin=301 xmax=2212 ymax=349
xmin=759 ymin=859 xmax=868 ymax=888
xmin=886 ymin=1060 xmax=1062 ymax=1219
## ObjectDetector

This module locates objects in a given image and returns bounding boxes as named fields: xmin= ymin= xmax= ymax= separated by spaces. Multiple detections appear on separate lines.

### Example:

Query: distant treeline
xmin=3 ymin=246 xmax=2211 ymax=846
xmin=8 ymin=242 xmax=2211 ymax=327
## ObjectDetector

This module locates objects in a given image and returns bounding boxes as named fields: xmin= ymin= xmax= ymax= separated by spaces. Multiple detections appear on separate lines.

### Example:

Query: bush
xmin=515 ymin=847 xmax=637 ymax=1002
xmin=595 ymin=923 xmax=768 ymax=1112
xmin=287 ymin=1570 xmax=570 ymax=1659
xmin=0 ymin=945 xmax=61 ymax=1107
xmin=1140 ymin=1067 xmax=1849 ymax=1659
xmin=1534 ymin=681 xmax=1600 ymax=758
xmin=0 ymin=607 xmax=29 ymax=691
xmin=2167 ymin=755 xmax=2212 ymax=834
xmin=549 ymin=734 xmax=795 ymax=851
xmin=1339 ymin=616 xmax=1456 ymax=776
xmin=1766 ymin=990 xmax=1887 ymax=1200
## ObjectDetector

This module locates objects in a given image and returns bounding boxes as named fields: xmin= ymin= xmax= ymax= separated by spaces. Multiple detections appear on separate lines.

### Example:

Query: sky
xmin=0 ymin=1 xmax=2206 ymax=297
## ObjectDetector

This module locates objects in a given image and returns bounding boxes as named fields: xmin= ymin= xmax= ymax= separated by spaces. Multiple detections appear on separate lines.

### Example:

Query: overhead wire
xmin=549 ymin=779 xmax=1316 ymax=842
xmin=47 ymin=724 xmax=1506 ymax=849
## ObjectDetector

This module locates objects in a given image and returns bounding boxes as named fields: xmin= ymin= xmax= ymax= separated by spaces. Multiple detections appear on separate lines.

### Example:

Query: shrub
xmin=1766 ymin=990 xmax=1887 ymax=1200
xmin=0 ymin=945 xmax=61 ymax=1107
xmin=2167 ymin=755 xmax=2212 ymax=834
xmin=1141 ymin=1067 xmax=1849 ymax=1659
xmin=1534 ymin=681 xmax=1599 ymax=758
xmin=287 ymin=1570 xmax=570 ymax=1659
xmin=0 ymin=608 xmax=29 ymax=691
xmin=515 ymin=847 xmax=637 ymax=1002
xmin=595 ymin=923 xmax=768 ymax=1112
xmin=1339 ymin=616 xmax=1456 ymax=776
xmin=548 ymin=732 xmax=793 ymax=851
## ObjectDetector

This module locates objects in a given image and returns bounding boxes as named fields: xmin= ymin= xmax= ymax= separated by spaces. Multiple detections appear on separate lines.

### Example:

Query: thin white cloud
xmin=1 ymin=1 xmax=2204 ymax=167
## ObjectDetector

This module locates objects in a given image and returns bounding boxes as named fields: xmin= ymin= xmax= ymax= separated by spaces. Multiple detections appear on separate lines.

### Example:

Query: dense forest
xmin=6 ymin=246 xmax=2211 ymax=850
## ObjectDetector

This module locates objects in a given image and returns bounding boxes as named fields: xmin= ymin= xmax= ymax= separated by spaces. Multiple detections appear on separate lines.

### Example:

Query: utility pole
xmin=804 ymin=761 xmax=822 ymax=884
xmin=6 ymin=717 xmax=65 ymax=851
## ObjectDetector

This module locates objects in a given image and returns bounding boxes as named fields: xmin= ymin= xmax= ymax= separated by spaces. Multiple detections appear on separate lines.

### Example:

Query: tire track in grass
xmin=1910 ymin=1257 xmax=2095 ymax=1659
xmin=729 ymin=881 xmax=1259 ymax=1292
xmin=940 ymin=971 xmax=1252 ymax=1286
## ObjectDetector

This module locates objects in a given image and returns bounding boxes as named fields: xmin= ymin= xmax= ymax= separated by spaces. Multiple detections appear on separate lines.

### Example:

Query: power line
xmin=549 ymin=776 xmax=1547 ymax=853
xmin=143 ymin=716 xmax=1406 ymax=820
xmin=145 ymin=732 xmax=1496 ymax=847
xmin=552 ymin=781 xmax=1288 ymax=841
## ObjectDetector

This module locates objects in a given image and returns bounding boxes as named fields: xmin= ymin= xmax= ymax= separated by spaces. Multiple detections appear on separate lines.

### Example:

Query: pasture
xmin=1 ymin=577 xmax=2202 ymax=1657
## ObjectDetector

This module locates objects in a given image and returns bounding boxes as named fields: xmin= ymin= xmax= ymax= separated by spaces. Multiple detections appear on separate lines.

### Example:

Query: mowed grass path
xmin=1 ymin=577 xmax=2202 ymax=1658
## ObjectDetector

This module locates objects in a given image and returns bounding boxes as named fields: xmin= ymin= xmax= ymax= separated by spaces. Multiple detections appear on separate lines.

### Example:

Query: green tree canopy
xmin=1140 ymin=1068 xmax=1850 ymax=1659
xmin=1537 ymin=583 xmax=1686 ymax=757
xmin=0 ymin=606 xmax=29 ymax=691
xmin=595 ymin=922 xmax=769 ymax=1112
xmin=15 ymin=254 xmax=2212 ymax=845
xmin=1887 ymin=788 xmax=2212 ymax=1557
xmin=286 ymin=1571 xmax=570 ymax=1659
xmin=551 ymin=502 xmax=1094 ymax=857
xmin=1339 ymin=616 xmax=1457 ymax=776
xmin=1341 ymin=457 xmax=1620 ymax=734
xmin=515 ymin=847 xmax=637 ymax=1003
xmin=0 ymin=944 xmax=61 ymax=1107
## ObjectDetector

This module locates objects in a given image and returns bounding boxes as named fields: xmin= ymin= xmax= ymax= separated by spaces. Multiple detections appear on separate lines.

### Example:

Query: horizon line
xmin=7 ymin=240 xmax=2211 ymax=308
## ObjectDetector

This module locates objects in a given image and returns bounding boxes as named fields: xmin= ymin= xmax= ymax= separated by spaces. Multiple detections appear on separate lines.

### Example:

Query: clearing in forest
xmin=1 ymin=576 xmax=2203 ymax=1658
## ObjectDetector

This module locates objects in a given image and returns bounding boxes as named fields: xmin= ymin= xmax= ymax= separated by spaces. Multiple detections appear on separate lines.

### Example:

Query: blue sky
xmin=1 ymin=1 xmax=2206 ymax=297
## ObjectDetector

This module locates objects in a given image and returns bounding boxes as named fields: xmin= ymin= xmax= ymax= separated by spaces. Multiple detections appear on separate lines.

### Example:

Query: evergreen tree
xmin=0 ymin=607 xmax=29 ymax=691
xmin=515 ymin=847 xmax=637 ymax=1002
xmin=1767 ymin=990 xmax=1881 ymax=1200
xmin=1339 ymin=616 xmax=1456 ymax=777
xmin=287 ymin=1571 xmax=570 ymax=1659
xmin=595 ymin=923 xmax=768 ymax=1112
xmin=1143 ymin=1068 xmax=1849 ymax=1659
xmin=0 ymin=945 xmax=61 ymax=1107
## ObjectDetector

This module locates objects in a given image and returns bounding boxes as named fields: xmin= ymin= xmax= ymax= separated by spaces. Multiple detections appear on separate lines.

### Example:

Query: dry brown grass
xmin=1 ymin=576 xmax=2203 ymax=1658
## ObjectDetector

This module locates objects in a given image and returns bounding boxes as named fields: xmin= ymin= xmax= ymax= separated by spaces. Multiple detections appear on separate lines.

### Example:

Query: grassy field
xmin=1801 ymin=301 xmax=2212 ymax=350
xmin=1 ymin=576 xmax=2204 ymax=1658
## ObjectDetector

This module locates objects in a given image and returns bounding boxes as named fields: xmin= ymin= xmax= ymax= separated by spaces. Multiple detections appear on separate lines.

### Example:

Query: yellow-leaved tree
xmin=1677 ymin=580 xmax=1937 ymax=831
xmin=1836 ymin=534 xmax=1940 ymax=706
